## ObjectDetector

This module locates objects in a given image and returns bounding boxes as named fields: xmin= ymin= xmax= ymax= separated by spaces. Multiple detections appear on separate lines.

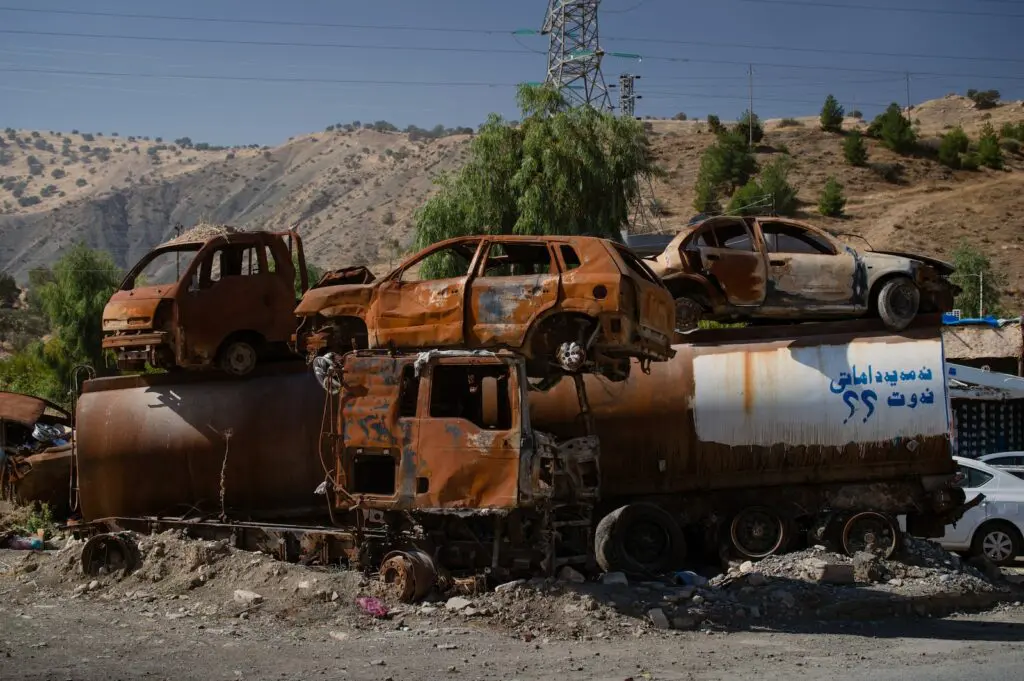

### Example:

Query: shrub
xmin=50 ymin=168 xmax=66 ymax=179
xmin=382 ymin=210 xmax=396 ymax=226
xmin=999 ymin=122 xmax=1024 ymax=141
xmin=672 ymin=112 xmax=688 ymax=121
xmin=707 ymin=114 xmax=723 ymax=134
xmin=777 ymin=118 xmax=802 ymax=127
xmin=819 ymin=94 xmax=844 ymax=132
xmin=1001 ymin=138 xmax=1021 ymax=154
xmin=966 ymin=88 xmax=1000 ymax=110
xmin=17 ymin=195 xmax=40 ymax=207
xmin=728 ymin=180 xmax=768 ymax=215
xmin=692 ymin=130 xmax=757 ymax=212
xmin=842 ymin=130 xmax=868 ymax=166
xmin=692 ymin=179 xmax=722 ymax=214
xmin=938 ymin=127 xmax=969 ymax=168
xmin=81 ymin=133 xmax=94 ymax=142
xmin=818 ymin=176 xmax=846 ymax=217
xmin=872 ymin=162 xmax=904 ymax=183
xmin=735 ymin=109 xmax=764 ymax=144
xmin=75 ymin=178 xmax=87 ymax=187
xmin=867 ymin=103 xmax=916 ymax=154
xmin=977 ymin=122 xmax=1004 ymax=169
xmin=850 ymin=110 xmax=863 ymax=119
xmin=961 ymin=153 xmax=980 ymax=171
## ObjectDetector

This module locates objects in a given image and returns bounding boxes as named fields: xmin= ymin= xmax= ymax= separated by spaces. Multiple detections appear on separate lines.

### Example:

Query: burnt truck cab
xmin=102 ymin=228 xmax=308 ymax=376
xmin=323 ymin=349 xmax=600 ymax=578
xmin=294 ymin=235 xmax=676 ymax=382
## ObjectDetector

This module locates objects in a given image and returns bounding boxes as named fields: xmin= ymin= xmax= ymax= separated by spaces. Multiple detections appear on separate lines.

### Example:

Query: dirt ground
xmin=2 ymin=528 xmax=1023 ymax=680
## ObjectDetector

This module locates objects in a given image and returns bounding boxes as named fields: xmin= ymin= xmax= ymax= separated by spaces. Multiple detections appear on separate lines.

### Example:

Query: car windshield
xmin=121 ymin=245 xmax=203 ymax=290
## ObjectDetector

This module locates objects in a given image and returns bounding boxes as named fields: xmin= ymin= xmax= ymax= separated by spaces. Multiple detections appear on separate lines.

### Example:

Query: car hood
xmin=866 ymin=249 xmax=955 ymax=275
xmin=102 ymin=293 xmax=166 ymax=331
xmin=295 ymin=282 xmax=376 ymax=317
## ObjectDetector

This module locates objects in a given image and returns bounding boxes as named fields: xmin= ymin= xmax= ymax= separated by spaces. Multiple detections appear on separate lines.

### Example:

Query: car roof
xmin=954 ymin=455 xmax=1024 ymax=482
xmin=979 ymin=451 xmax=1024 ymax=461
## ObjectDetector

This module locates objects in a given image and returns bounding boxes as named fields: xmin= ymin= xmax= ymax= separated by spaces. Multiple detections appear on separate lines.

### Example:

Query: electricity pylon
xmin=541 ymin=0 xmax=613 ymax=111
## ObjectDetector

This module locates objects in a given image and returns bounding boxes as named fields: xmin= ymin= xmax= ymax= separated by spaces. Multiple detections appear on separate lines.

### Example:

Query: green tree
xmin=868 ymin=103 xmax=917 ymax=153
xmin=412 ymin=84 xmax=661 ymax=277
xmin=817 ymin=176 xmax=846 ymax=217
xmin=727 ymin=179 xmax=768 ymax=215
xmin=950 ymin=240 xmax=1005 ymax=317
xmin=692 ymin=130 xmax=757 ymax=212
xmin=0 ymin=271 xmax=18 ymax=306
xmin=937 ymin=127 xmax=970 ymax=169
xmin=735 ymin=109 xmax=764 ymax=145
xmin=706 ymin=114 xmax=723 ymax=134
xmin=977 ymin=122 xmax=1004 ymax=169
xmin=757 ymin=156 xmax=798 ymax=215
xmin=692 ymin=179 xmax=722 ymax=214
xmin=842 ymin=130 xmax=868 ymax=166
xmin=0 ymin=341 xmax=66 ymax=405
xmin=966 ymin=89 xmax=1000 ymax=110
xmin=37 ymin=243 xmax=122 ymax=374
xmin=819 ymin=94 xmax=845 ymax=133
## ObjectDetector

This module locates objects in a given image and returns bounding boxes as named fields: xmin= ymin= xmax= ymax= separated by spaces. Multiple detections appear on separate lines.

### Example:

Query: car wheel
xmin=674 ymin=297 xmax=704 ymax=332
xmin=971 ymin=521 xmax=1022 ymax=566
xmin=594 ymin=503 xmax=687 ymax=577
xmin=876 ymin=277 xmax=921 ymax=331
xmin=219 ymin=339 xmax=259 ymax=377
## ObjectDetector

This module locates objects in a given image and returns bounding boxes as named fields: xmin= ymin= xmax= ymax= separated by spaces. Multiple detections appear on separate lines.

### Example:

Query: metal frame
xmin=541 ymin=0 xmax=612 ymax=111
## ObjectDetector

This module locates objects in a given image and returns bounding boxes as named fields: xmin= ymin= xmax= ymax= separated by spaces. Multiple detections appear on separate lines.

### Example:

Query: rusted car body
xmin=0 ymin=392 xmax=73 ymax=517
xmin=294 ymin=235 xmax=676 ymax=380
xmin=102 ymin=228 xmax=309 ymax=376
xmin=646 ymin=216 xmax=957 ymax=332
xmin=529 ymin=318 xmax=970 ymax=565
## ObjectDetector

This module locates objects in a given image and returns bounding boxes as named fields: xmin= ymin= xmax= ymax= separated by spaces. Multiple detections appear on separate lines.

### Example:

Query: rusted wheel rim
xmin=841 ymin=511 xmax=899 ymax=558
xmin=378 ymin=550 xmax=436 ymax=603
xmin=224 ymin=342 xmax=257 ymax=375
xmin=674 ymin=299 xmax=702 ymax=332
xmin=81 ymin=533 xmax=139 ymax=576
xmin=730 ymin=507 xmax=786 ymax=559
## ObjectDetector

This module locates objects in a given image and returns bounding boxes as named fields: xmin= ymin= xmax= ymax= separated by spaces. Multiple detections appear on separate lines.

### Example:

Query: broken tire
xmin=876 ymin=277 xmax=920 ymax=331
xmin=595 ymin=503 xmax=687 ymax=577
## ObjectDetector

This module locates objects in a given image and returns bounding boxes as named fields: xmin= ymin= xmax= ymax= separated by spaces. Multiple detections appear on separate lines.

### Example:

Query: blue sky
xmin=0 ymin=0 xmax=1020 ymax=146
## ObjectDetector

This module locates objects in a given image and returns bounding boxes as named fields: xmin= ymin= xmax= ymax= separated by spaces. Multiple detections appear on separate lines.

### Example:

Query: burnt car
xmin=0 ymin=392 xmax=73 ymax=518
xmin=294 ymin=235 xmax=676 ymax=381
xmin=102 ymin=227 xmax=309 ymax=376
xmin=645 ymin=216 xmax=958 ymax=332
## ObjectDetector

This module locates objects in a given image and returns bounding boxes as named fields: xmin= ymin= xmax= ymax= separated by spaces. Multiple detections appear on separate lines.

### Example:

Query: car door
xmin=176 ymin=240 xmax=272 ymax=363
xmin=370 ymin=239 xmax=483 ymax=349
xmin=689 ymin=218 xmax=767 ymax=306
xmin=467 ymin=240 xmax=560 ymax=348
xmin=758 ymin=219 xmax=858 ymax=311
xmin=942 ymin=462 xmax=996 ymax=547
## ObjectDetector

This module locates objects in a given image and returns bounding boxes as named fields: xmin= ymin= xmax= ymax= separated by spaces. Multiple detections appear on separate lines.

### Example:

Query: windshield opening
xmin=122 ymin=244 xmax=203 ymax=290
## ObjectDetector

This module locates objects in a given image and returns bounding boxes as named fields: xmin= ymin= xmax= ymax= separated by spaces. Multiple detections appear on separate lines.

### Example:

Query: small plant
xmin=872 ymin=161 xmax=904 ymax=183
xmin=757 ymin=155 xmax=797 ymax=214
xmin=707 ymin=114 xmax=723 ymax=134
xmin=843 ymin=130 xmax=868 ymax=166
xmin=1001 ymin=138 xmax=1021 ymax=154
xmin=75 ymin=178 xmax=87 ymax=187
xmin=777 ymin=118 xmax=802 ymax=128
xmin=819 ymin=94 xmax=845 ymax=133
xmin=818 ymin=176 xmax=846 ymax=217
xmin=21 ymin=503 xmax=55 ymax=538
xmin=50 ymin=168 xmax=66 ymax=179
xmin=382 ymin=209 xmax=396 ymax=225
xmin=961 ymin=152 xmax=980 ymax=171
xmin=977 ymin=122 xmax=1004 ymax=169
xmin=867 ymin=103 xmax=916 ymax=154
xmin=672 ymin=112 xmax=688 ymax=121
xmin=735 ymin=109 xmax=764 ymax=144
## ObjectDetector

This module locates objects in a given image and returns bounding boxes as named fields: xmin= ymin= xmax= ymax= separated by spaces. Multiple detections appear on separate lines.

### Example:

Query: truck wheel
xmin=595 ymin=503 xmax=687 ymax=577
xmin=971 ymin=521 xmax=1022 ymax=566
xmin=729 ymin=506 xmax=787 ymax=559
xmin=840 ymin=511 xmax=899 ymax=558
xmin=876 ymin=277 xmax=920 ymax=331
xmin=219 ymin=339 xmax=259 ymax=377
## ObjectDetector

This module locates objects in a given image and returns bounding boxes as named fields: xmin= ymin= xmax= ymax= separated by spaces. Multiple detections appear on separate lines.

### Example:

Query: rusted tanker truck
xmin=70 ymin=319 xmax=969 ymax=588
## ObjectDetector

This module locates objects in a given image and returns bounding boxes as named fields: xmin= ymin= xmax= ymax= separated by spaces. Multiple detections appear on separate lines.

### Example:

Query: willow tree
xmin=413 ymin=84 xmax=661 ymax=275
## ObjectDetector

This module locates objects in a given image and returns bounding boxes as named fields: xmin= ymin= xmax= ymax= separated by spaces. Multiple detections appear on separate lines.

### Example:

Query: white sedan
xmin=936 ymin=456 xmax=1024 ymax=566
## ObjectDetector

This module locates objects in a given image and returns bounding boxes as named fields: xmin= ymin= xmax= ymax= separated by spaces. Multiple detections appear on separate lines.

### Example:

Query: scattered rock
xmin=329 ymin=631 xmax=349 ymax=642
xmin=494 ymin=579 xmax=526 ymax=593
xmin=807 ymin=561 xmax=855 ymax=585
xmin=87 ymin=580 xmax=99 ymax=592
xmin=232 ymin=590 xmax=263 ymax=606
xmin=445 ymin=596 xmax=473 ymax=611
xmin=601 ymin=572 xmax=629 ymax=586
xmin=558 ymin=566 xmax=586 ymax=583
xmin=739 ymin=561 xmax=754 ymax=574
xmin=853 ymin=551 xmax=886 ymax=583
xmin=647 ymin=608 xmax=670 ymax=629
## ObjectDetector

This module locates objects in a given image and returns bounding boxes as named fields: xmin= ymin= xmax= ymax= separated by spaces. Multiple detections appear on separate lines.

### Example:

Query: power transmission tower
xmin=541 ymin=0 xmax=612 ymax=110
xmin=618 ymin=72 xmax=639 ymax=119
xmin=618 ymin=72 xmax=663 ymax=234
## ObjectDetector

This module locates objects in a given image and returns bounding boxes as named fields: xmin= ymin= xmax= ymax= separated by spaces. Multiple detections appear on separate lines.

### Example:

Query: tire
xmin=876 ymin=277 xmax=921 ymax=331
xmin=218 ymin=339 xmax=259 ymax=377
xmin=594 ymin=503 xmax=687 ymax=577
xmin=971 ymin=521 xmax=1022 ymax=566
xmin=674 ymin=297 xmax=704 ymax=332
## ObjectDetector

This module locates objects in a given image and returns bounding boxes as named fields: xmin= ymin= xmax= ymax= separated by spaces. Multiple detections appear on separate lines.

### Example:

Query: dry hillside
xmin=2 ymin=94 xmax=1024 ymax=309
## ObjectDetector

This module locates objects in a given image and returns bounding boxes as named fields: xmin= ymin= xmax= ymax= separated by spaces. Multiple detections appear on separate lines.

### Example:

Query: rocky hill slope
xmin=2 ymin=95 xmax=1023 ymax=308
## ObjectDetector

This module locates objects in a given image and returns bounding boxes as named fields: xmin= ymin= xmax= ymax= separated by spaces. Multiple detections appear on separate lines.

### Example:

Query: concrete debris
xmin=601 ymin=572 xmax=629 ymax=586
xmin=739 ymin=561 xmax=755 ymax=574
xmin=494 ymin=579 xmax=526 ymax=593
xmin=807 ymin=561 xmax=855 ymax=584
xmin=558 ymin=566 xmax=586 ymax=583
xmin=853 ymin=551 xmax=887 ymax=583
xmin=329 ymin=631 xmax=349 ymax=642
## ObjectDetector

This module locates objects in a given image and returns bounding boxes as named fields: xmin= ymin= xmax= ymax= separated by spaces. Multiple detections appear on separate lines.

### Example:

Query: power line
xmin=725 ymin=0 xmax=1024 ymax=18
xmin=0 ymin=6 xmax=508 ymax=35
xmin=0 ymin=67 xmax=519 ymax=88
xmin=3 ymin=6 xmax=1022 ymax=65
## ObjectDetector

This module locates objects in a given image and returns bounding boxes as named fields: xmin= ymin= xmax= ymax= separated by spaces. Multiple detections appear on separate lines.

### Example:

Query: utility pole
xmin=618 ymin=73 xmax=640 ymax=119
xmin=748 ymin=64 xmax=754 ymax=148
xmin=905 ymin=71 xmax=912 ymax=112
xmin=541 ymin=0 xmax=612 ymax=110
